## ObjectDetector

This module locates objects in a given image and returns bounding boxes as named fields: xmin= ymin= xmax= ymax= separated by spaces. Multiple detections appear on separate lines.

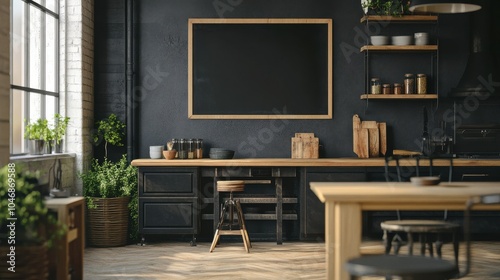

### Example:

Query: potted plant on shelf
xmin=0 ymin=164 xmax=65 ymax=279
xmin=80 ymin=114 xmax=138 ymax=246
xmin=52 ymin=114 xmax=70 ymax=154
xmin=361 ymin=0 xmax=408 ymax=16
xmin=24 ymin=118 xmax=50 ymax=155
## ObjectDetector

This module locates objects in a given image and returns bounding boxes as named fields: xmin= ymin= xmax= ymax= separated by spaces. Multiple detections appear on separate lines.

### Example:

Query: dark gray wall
xmin=95 ymin=0 xmax=500 ymax=160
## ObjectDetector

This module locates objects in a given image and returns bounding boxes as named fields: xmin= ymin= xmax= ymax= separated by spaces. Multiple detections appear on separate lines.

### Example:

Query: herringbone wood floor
xmin=84 ymin=241 xmax=500 ymax=279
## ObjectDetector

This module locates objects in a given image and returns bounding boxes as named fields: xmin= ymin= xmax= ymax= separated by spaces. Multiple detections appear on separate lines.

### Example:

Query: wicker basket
xmin=87 ymin=196 xmax=130 ymax=247
xmin=0 ymin=245 xmax=48 ymax=279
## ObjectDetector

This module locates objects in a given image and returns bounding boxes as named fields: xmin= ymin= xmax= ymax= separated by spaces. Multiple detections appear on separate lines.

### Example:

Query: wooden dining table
xmin=310 ymin=181 xmax=500 ymax=280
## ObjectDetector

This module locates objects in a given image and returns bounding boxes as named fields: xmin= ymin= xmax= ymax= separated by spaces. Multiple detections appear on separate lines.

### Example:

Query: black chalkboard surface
xmin=188 ymin=19 xmax=332 ymax=119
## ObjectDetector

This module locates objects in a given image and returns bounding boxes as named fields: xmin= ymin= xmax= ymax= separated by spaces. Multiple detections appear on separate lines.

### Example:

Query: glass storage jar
xmin=393 ymin=83 xmax=402 ymax=95
xmin=194 ymin=139 xmax=203 ymax=159
xmin=404 ymin=73 xmax=415 ymax=94
xmin=178 ymin=139 xmax=188 ymax=159
xmin=417 ymin=74 xmax=427 ymax=94
xmin=371 ymin=78 xmax=381 ymax=94
xmin=170 ymin=138 xmax=179 ymax=158
xmin=382 ymin=84 xmax=392 ymax=94
xmin=187 ymin=139 xmax=195 ymax=159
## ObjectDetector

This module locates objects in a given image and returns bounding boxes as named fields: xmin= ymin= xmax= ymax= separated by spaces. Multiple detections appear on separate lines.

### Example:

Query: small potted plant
xmin=0 ymin=164 xmax=65 ymax=279
xmin=24 ymin=118 xmax=50 ymax=155
xmin=80 ymin=114 xmax=138 ymax=246
xmin=52 ymin=114 xmax=70 ymax=153
xmin=362 ymin=0 xmax=408 ymax=16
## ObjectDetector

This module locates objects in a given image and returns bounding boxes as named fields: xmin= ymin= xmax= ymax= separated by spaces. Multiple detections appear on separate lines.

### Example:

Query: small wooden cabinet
xmin=45 ymin=196 xmax=84 ymax=280
xmin=138 ymin=167 xmax=199 ymax=245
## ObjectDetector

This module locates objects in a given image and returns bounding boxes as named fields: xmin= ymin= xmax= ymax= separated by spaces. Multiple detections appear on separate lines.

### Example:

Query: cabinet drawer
xmin=139 ymin=198 xmax=198 ymax=234
xmin=142 ymin=172 xmax=196 ymax=196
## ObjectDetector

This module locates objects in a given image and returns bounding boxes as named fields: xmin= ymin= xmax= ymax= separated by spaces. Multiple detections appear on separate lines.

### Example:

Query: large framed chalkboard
xmin=188 ymin=18 xmax=332 ymax=119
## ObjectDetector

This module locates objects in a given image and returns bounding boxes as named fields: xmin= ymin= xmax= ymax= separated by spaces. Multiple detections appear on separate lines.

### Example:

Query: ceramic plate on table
xmin=410 ymin=176 xmax=441 ymax=186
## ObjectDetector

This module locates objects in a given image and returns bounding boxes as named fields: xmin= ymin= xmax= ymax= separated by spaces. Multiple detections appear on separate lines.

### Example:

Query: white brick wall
xmin=11 ymin=154 xmax=77 ymax=195
xmin=0 ymin=1 xmax=10 ymax=167
xmin=60 ymin=0 xmax=94 ymax=194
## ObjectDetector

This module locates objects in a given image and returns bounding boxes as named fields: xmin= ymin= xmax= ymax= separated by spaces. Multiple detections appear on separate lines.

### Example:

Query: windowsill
xmin=10 ymin=153 xmax=77 ymax=162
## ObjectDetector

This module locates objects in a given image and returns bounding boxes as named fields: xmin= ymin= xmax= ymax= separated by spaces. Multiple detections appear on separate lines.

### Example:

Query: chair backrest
xmin=384 ymin=155 xmax=453 ymax=183
xmin=462 ymin=193 xmax=500 ymax=278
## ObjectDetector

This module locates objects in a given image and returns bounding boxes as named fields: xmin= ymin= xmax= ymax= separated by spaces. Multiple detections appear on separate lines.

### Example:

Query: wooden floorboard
xmin=84 ymin=241 xmax=500 ymax=279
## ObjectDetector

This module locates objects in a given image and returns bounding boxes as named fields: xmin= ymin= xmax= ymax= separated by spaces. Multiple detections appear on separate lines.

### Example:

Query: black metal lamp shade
xmin=409 ymin=0 xmax=481 ymax=13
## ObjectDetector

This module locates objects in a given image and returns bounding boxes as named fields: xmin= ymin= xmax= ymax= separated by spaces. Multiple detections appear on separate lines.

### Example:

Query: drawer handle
xmin=461 ymin=173 xmax=489 ymax=180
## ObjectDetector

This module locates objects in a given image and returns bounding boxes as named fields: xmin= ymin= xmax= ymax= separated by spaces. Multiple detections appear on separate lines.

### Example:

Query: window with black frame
xmin=10 ymin=0 xmax=59 ymax=155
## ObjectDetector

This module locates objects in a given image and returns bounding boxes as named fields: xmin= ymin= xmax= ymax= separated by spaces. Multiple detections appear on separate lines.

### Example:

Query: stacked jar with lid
xmin=168 ymin=138 xmax=203 ymax=159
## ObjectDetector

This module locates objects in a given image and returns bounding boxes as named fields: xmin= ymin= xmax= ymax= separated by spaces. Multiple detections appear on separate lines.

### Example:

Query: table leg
xmin=325 ymin=202 xmax=335 ymax=280
xmin=333 ymin=203 xmax=361 ymax=280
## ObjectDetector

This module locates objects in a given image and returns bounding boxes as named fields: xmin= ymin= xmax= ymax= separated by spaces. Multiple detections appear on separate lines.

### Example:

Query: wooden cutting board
xmin=353 ymin=115 xmax=369 ymax=158
xmin=368 ymin=128 xmax=380 ymax=157
xmin=353 ymin=115 xmax=386 ymax=158
xmin=291 ymin=133 xmax=319 ymax=158
xmin=378 ymin=122 xmax=387 ymax=156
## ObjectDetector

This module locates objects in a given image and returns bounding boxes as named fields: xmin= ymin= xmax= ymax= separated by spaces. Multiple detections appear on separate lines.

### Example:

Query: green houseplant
xmin=81 ymin=114 xmax=138 ymax=246
xmin=24 ymin=118 xmax=50 ymax=155
xmin=0 ymin=164 xmax=65 ymax=279
xmin=362 ymin=0 xmax=408 ymax=16
xmin=52 ymin=114 xmax=70 ymax=153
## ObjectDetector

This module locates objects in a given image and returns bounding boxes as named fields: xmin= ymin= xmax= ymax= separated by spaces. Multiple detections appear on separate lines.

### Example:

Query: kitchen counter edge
xmin=131 ymin=158 xmax=500 ymax=167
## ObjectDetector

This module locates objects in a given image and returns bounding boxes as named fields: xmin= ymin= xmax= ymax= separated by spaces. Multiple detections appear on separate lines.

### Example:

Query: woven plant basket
xmin=87 ymin=196 xmax=130 ymax=247
xmin=0 ymin=245 xmax=48 ymax=279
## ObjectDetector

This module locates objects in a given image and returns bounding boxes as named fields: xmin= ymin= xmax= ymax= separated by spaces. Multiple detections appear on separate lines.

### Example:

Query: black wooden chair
xmin=345 ymin=193 xmax=500 ymax=279
xmin=381 ymin=155 xmax=459 ymax=263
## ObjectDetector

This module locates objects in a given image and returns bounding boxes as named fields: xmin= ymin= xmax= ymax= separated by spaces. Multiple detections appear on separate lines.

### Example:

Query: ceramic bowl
xmin=410 ymin=176 xmax=440 ymax=186
xmin=392 ymin=35 xmax=413 ymax=46
xmin=209 ymin=148 xmax=235 ymax=159
xmin=414 ymin=32 xmax=429 ymax=45
xmin=163 ymin=150 xmax=177 ymax=160
xmin=370 ymin=35 xmax=389 ymax=46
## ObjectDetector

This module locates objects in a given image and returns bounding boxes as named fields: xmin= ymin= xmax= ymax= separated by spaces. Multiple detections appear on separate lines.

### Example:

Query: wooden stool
xmin=210 ymin=180 xmax=252 ymax=253
xmin=381 ymin=220 xmax=459 ymax=267
xmin=345 ymin=255 xmax=457 ymax=280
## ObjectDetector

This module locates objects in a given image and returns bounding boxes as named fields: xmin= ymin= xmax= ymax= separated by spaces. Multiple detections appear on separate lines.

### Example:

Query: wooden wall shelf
xmin=360 ymin=15 xmax=438 ymax=23
xmin=361 ymin=45 xmax=438 ymax=52
xmin=361 ymin=94 xmax=438 ymax=100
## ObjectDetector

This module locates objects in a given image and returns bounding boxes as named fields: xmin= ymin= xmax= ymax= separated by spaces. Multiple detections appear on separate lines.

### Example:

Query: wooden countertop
xmin=131 ymin=157 xmax=500 ymax=167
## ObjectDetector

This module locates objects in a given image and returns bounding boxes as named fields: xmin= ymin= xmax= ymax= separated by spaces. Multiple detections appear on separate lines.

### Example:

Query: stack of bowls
xmin=149 ymin=145 xmax=163 ymax=159
xmin=391 ymin=36 xmax=413 ymax=46
xmin=209 ymin=148 xmax=235 ymax=159
xmin=370 ymin=35 xmax=389 ymax=46
xmin=414 ymin=32 xmax=429 ymax=45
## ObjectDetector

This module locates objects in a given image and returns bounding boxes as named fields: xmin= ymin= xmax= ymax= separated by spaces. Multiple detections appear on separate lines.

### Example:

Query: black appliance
xmin=454 ymin=124 xmax=500 ymax=158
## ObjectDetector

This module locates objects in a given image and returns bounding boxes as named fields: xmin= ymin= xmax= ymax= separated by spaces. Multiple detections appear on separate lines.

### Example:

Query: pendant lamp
xmin=409 ymin=0 xmax=481 ymax=13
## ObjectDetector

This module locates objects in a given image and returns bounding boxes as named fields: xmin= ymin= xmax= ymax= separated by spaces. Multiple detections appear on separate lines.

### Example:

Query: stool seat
xmin=217 ymin=180 xmax=245 ymax=185
xmin=217 ymin=180 xmax=245 ymax=192
xmin=346 ymin=255 xmax=457 ymax=280
xmin=217 ymin=184 xmax=245 ymax=192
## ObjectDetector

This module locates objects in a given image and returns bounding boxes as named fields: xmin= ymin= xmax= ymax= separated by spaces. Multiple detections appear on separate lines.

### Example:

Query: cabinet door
xmin=304 ymin=169 xmax=366 ymax=238
xmin=140 ymin=167 xmax=198 ymax=196
xmin=139 ymin=197 xmax=198 ymax=234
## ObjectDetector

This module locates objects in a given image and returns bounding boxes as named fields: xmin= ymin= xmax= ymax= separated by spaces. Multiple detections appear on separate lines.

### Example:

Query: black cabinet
xmin=138 ymin=167 xmax=199 ymax=245
xmin=302 ymin=167 xmax=367 ymax=239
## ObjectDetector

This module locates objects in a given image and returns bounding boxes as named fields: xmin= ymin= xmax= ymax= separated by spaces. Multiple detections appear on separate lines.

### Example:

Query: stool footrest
xmin=217 ymin=230 xmax=246 ymax=236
